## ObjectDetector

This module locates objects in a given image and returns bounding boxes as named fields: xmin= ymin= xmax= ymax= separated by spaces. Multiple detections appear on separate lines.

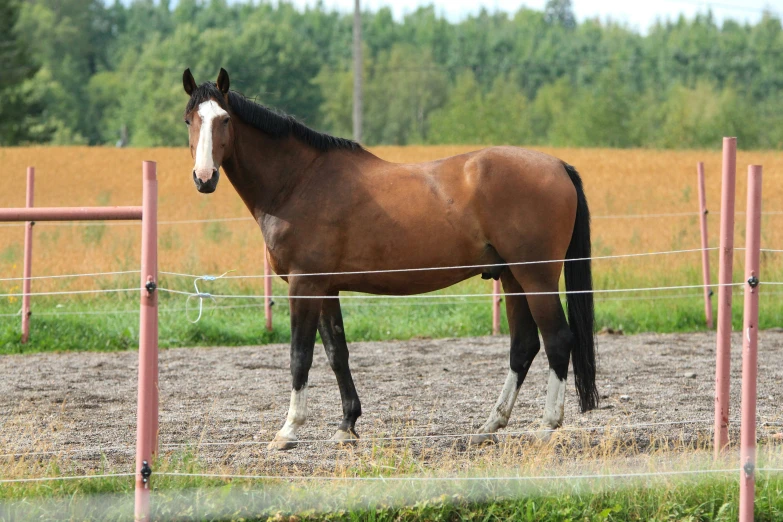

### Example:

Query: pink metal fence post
xmin=135 ymin=161 xmax=159 ymax=522
xmin=264 ymin=246 xmax=273 ymax=332
xmin=697 ymin=162 xmax=713 ymax=329
xmin=21 ymin=167 xmax=34 ymax=343
xmin=492 ymin=279 xmax=501 ymax=335
xmin=714 ymin=137 xmax=736 ymax=458
xmin=739 ymin=165 xmax=762 ymax=522
xmin=1 ymin=166 xmax=151 ymax=520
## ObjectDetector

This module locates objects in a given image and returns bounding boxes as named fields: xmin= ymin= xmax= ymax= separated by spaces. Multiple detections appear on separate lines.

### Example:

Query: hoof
xmin=267 ymin=433 xmax=298 ymax=451
xmin=534 ymin=427 xmax=556 ymax=443
xmin=330 ymin=429 xmax=359 ymax=446
xmin=469 ymin=433 xmax=499 ymax=446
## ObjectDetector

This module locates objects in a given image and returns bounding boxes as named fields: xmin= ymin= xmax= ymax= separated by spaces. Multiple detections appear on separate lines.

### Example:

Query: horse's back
xmin=462 ymin=146 xmax=571 ymax=188
xmin=366 ymin=145 xmax=577 ymax=258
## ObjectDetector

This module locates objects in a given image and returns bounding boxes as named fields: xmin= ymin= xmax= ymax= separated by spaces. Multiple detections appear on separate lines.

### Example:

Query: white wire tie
xmin=185 ymin=270 xmax=235 ymax=323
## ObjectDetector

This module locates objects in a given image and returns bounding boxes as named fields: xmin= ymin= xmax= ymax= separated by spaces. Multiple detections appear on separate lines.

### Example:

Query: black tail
xmin=563 ymin=163 xmax=598 ymax=412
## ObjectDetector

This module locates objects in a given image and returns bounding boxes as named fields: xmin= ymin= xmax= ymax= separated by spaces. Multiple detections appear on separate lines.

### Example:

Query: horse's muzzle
xmin=193 ymin=169 xmax=219 ymax=193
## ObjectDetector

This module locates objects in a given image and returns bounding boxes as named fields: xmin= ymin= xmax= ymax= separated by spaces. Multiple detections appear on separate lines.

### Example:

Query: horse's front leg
xmin=318 ymin=296 xmax=361 ymax=445
xmin=268 ymin=281 xmax=323 ymax=451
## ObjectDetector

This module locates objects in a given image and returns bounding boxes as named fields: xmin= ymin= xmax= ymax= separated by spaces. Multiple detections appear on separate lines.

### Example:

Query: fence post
xmin=697 ymin=162 xmax=713 ymax=329
xmin=492 ymin=279 xmax=501 ymax=335
xmin=21 ymin=167 xmax=34 ymax=343
xmin=714 ymin=137 xmax=736 ymax=458
xmin=135 ymin=161 xmax=159 ymax=522
xmin=739 ymin=165 xmax=762 ymax=522
xmin=264 ymin=247 xmax=273 ymax=332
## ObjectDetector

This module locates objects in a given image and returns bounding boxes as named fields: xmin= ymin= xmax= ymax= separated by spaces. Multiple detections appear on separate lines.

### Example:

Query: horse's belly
xmin=334 ymin=267 xmax=482 ymax=296
xmin=329 ymin=226 xmax=498 ymax=295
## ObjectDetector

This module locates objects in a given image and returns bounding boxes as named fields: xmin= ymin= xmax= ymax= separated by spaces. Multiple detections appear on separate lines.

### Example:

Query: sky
xmin=287 ymin=0 xmax=779 ymax=32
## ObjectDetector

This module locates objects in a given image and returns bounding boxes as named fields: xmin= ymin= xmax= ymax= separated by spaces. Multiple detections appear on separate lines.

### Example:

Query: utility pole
xmin=352 ymin=0 xmax=363 ymax=143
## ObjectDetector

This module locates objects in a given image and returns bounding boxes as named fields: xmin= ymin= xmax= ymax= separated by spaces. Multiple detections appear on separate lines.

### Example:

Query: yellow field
xmin=1 ymin=145 xmax=781 ymax=294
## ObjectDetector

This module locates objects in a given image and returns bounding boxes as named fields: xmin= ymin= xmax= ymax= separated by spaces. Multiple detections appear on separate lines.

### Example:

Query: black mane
xmin=185 ymin=82 xmax=360 ymax=152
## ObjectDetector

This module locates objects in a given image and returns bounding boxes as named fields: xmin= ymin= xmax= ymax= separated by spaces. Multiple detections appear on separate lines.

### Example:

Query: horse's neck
xmin=223 ymin=125 xmax=317 ymax=219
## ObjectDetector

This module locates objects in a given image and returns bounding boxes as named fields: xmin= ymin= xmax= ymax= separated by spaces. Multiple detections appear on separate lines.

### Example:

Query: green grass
xmin=2 ymin=469 xmax=782 ymax=521
xmin=1 ymin=274 xmax=782 ymax=354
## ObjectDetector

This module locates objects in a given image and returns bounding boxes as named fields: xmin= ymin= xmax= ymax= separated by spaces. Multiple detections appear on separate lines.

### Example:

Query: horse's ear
xmin=183 ymin=68 xmax=197 ymax=96
xmin=217 ymin=68 xmax=230 ymax=95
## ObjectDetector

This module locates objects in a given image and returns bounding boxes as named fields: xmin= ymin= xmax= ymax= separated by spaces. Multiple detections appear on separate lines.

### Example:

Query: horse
xmin=181 ymin=68 xmax=598 ymax=450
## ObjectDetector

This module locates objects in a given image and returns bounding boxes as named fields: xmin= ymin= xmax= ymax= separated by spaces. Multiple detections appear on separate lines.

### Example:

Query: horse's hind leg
xmin=318 ymin=297 xmax=361 ymax=445
xmin=513 ymin=268 xmax=574 ymax=435
xmin=470 ymin=269 xmax=541 ymax=445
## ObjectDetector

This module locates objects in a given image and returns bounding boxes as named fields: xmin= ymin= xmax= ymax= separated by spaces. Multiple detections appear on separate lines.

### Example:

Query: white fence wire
xmin=154 ymin=468 xmax=741 ymax=482
xmin=4 ymin=467 xmax=783 ymax=486
xmin=0 ymin=270 xmax=139 ymax=283
xmin=0 ymin=288 xmax=139 ymax=298
xmin=7 ymin=419 xmax=782 ymax=460
xmin=0 ymin=245 xmax=778 ymax=288
xmin=0 ymin=420 xmax=708 ymax=459
xmin=161 ymin=247 xmax=722 ymax=281
xmin=0 ymin=473 xmax=135 ymax=484
xmin=158 ymin=282 xmax=745 ymax=301
xmin=10 ymin=291 xmax=783 ymax=319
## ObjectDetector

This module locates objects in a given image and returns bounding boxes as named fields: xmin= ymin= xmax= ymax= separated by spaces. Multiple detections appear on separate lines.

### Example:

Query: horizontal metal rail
xmin=0 ymin=206 xmax=142 ymax=222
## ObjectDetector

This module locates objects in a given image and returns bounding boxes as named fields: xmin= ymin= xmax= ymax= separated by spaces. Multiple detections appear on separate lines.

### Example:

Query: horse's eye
xmin=185 ymin=119 xmax=191 ymax=126
xmin=223 ymin=117 xmax=230 ymax=125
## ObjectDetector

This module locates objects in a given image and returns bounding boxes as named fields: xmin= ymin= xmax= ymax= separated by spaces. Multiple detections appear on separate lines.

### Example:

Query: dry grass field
xmin=1 ymin=145 xmax=781 ymax=295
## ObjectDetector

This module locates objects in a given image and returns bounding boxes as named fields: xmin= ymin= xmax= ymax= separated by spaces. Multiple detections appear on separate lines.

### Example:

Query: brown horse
xmin=182 ymin=68 xmax=597 ymax=450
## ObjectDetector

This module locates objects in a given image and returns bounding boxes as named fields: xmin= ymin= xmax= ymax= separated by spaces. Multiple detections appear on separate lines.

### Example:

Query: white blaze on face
xmin=194 ymin=100 xmax=228 ymax=181
xmin=542 ymin=369 xmax=566 ymax=429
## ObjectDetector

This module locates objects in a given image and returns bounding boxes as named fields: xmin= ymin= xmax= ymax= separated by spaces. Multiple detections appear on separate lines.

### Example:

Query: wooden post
xmin=714 ymin=137 xmax=736 ymax=458
xmin=352 ymin=0 xmax=363 ymax=143
xmin=21 ymin=167 xmax=34 ymax=343
xmin=738 ymin=165 xmax=762 ymax=522
xmin=697 ymin=162 xmax=713 ymax=329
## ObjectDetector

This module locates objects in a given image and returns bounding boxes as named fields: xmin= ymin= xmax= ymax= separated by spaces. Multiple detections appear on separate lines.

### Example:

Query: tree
xmin=427 ymin=71 xmax=483 ymax=143
xmin=428 ymin=72 xmax=532 ymax=144
xmin=363 ymin=44 xmax=448 ymax=144
xmin=562 ymin=66 xmax=638 ymax=147
xmin=2 ymin=0 xmax=783 ymax=149
xmin=0 ymin=0 xmax=42 ymax=144
xmin=544 ymin=0 xmax=576 ymax=30
xmin=529 ymin=77 xmax=574 ymax=145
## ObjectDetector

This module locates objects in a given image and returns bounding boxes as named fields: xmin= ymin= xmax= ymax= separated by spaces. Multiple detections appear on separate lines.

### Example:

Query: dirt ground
xmin=2 ymin=331 xmax=782 ymax=474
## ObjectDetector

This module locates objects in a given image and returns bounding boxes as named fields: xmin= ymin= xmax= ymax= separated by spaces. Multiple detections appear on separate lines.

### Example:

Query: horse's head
xmin=182 ymin=68 xmax=234 ymax=194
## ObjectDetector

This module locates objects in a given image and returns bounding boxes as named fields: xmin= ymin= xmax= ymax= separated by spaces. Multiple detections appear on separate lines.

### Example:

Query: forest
xmin=1 ymin=0 xmax=782 ymax=148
